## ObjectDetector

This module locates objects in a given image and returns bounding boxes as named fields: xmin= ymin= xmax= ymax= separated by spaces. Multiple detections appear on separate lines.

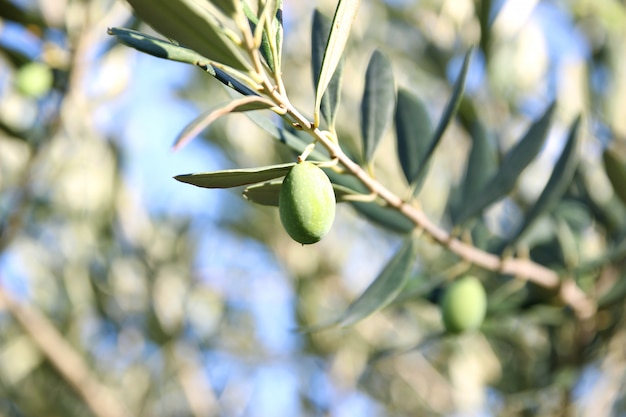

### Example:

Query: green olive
xmin=441 ymin=276 xmax=487 ymax=334
xmin=279 ymin=161 xmax=336 ymax=244
xmin=15 ymin=62 xmax=53 ymax=98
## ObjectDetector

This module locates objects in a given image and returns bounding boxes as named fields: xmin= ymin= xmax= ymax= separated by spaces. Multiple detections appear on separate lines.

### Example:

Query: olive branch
xmin=109 ymin=0 xmax=597 ymax=326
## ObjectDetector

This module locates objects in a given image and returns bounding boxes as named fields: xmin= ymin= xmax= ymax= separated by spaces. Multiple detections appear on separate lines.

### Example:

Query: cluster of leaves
xmin=108 ymin=0 xmax=626 ymax=332
xmin=3 ymin=0 xmax=626 ymax=415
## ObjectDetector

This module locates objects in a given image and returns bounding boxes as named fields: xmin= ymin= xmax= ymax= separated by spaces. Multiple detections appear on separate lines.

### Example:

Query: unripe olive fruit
xmin=279 ymin=161 xmax=336 ymax=244
xmin=440 ymin=276 xmax=487 ymax=334
xmin=15 ymin=62 xmax=53 ymax=98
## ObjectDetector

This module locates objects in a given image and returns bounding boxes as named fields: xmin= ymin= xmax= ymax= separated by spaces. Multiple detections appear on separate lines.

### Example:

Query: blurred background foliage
xmin=1 ymin=0 xmax=626 ymax=416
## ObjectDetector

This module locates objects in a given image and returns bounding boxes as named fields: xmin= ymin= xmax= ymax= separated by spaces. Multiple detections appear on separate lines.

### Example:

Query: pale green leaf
xmin=174 ymin=163 xmax=295 ymax=188
xmin=313 ymin=0 xmax=361 ymax=127
xmin=311 ymin=9 xmax=344 ymax=129
xmin=173 ymin=96 xmax=275 ymax=150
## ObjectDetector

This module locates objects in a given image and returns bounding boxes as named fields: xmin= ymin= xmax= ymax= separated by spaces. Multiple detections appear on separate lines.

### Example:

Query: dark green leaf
xmin=412 ymin=47 xmax=473 ymax=189
xmin=462 ymin=121 xmax=498 ymax=202
xmin=313 ymin=0 xmax=361 ymax=127
xmin=311 ymin=10 xmax=344 ymax=129
xmin=174 ymin=163 xmax=295 ymax=189
xmin=504 ymin=115 xmax=581 ymax=247
xmin=603 ymin=147 xmax=626 ymax=207
xmin=361 ymin=50 xmax=396 ymax=163
xmin=350 ymin=201 xmax=416 ymax=233
xmin=0 ymin=0 xmax=45 ymax=26
xmin=478 ymin=0 xmax=493 ymax=59
xmin=454 ymin=102 xmax=556 ymax=224
xmin=275 ymin=0 xmax=284 ymax=70
xmin=394 ymin=88 xmax=433 ymax=184
xmin=126 ymin=0 xmax=250 ymax=70
xmin=243 ymin=1 xmax=275 ymax=72
xmin=213 ymin=0 xmax=239 ymax=17
xmin=109 ymin=28 xmax=258 ymax=96
xmin=337 ymin=238 xmax=416 ymax=326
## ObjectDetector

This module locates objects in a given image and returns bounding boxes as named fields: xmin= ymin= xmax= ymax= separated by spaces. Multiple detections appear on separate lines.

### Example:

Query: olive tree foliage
xmin=1 ymin=0 xmax=626 ymax=416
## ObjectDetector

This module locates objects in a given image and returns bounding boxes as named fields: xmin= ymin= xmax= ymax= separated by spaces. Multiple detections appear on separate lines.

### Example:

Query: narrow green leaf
xmin=394 ymin=89 xmax=433 ymax=184
xmin=311 ymin=10 xmax=344 ymax=129
xmin=109 ymin=27 xmax=258 ymax=96
xmin=461 ymin=121 xmax=498 ymax=202
xmin=173 ymin=96 xmax=275 ymax=150
xmin=454 ymin=102 xmax=556 ymax=224
xmin=274 ymin=0 xmax=284 ymax=70
xmin=478 ymin=0 xmax=493 ymax=59
xmin=243 ymin=180 xmax=363 ymax=206
xmin=412 ymin=47 xmax=473 ymax=188
xmin=313 ymin=0 xmax=361 ymax=127
xmin=603 ymin=147 xmax=626 ymax=206
xmin=126 ymin=0 xmax=250 ymax=70
xmin=350 ymin=201 xmax=416 ymax=234
xmin=200 ymin=63 xmax=259 ymax=96
xmin=243 ymin=1 xmax=275 ymax=72
xmin=212 ymin=0 xmax=239 ymax=17
xmin=338 ymin=238 xmax=416 ymax=327
xmin=174 ymin=163 xmax=295 ymax=188
xmin=108 ymin=27 xmax=210 ymax=64
xmin=505 ymin=115 xmax=581 ymax=246
xmin=361 ymin=50 xmax=396 ymax=163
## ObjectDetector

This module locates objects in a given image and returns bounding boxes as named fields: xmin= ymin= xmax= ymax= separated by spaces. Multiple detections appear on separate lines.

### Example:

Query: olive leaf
xmin=173 ymin=96 xmax=275 ymax=150
xmin=109 ymin=27 xmax=259 ymax=97
xmin=395 ymin=88 xmax=434 ymax=184
xmin=313 ymin=0 xmax=361 ymax=127
xmin=174 ymin=163 xmax=295 ymax=189
xmin=108 ymin=27 xmax=209 ymax=64
xmin=461 ymin=121 xmax=498 ymax=202
xmin=125 ymin=0 xmax=250 ymax=71
xmin=311 ymin=9 xmax=344 ymax=129
xmin=243 ymin=0 xmax=281 ymax=72
xmin=603 ymin=147 xmax=626 ymax=207
xmin=337 ymin=237 xmax=416 ymax=327
xmin=500 ymin=115 xmax=581 ymax=249
xmin=361 ymin=50 xmax=395 ymax=163
xmin=454 ymin=102 xmax=556 ymax=225
xmin=411 ymin=47 xmax=473 ymax=193
xmin=212 ymin=0 xmax=240 ymax=18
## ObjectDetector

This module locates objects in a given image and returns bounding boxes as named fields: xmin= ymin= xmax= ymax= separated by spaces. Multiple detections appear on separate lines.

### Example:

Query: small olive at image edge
xmin=15 ymin=62 xmax=54 ymax=98
xmin=440 ymin=276 xmax=487 ymax=334
xmin=278 ymin=161 xmax=336 ymax=244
